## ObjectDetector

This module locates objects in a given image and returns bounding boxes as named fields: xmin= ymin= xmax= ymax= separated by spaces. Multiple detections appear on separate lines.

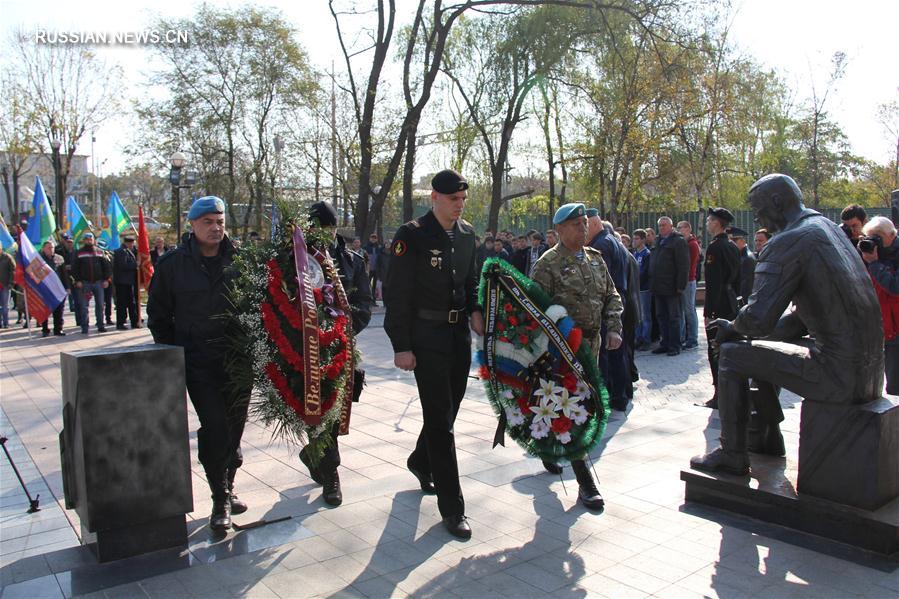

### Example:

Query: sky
xmin=1 ymin=0 xmax=896 ymax=176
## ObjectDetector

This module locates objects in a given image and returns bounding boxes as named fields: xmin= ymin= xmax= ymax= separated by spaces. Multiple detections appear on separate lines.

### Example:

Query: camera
xmin=858 ymin=235 xmax=883 ymax=254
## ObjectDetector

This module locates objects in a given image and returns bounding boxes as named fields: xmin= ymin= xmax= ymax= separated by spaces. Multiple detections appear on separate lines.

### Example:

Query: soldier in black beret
xmin=701 ymin=207 xmax=740 ymax=409
xmin=728 ymin=227 xmax=756 ymax=309
xmin=384 ymin=169 xmax=484 ymax=539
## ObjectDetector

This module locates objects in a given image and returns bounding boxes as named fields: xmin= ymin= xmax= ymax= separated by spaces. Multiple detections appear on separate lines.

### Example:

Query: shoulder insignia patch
xmin=407 ymin=220 xmax=421 ymax=228
xmin=393 ymin=240 xmax=407 ymax=257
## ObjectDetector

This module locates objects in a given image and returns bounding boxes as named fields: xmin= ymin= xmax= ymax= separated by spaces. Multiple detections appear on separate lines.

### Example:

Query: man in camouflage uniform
xmin=531 ymin=202 xmax=624 ymax=511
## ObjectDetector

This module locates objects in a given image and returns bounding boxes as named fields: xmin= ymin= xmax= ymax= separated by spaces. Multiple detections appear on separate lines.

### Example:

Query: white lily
xmin=533 ymin=378 xmax=563 ymax=402
xmin=529 ymin=396 xmax=558 ymax=425
xmin=552 ymin=388 xmax=577 ymax=418
xmin=570 ymin=404 xmax=589 ymax=425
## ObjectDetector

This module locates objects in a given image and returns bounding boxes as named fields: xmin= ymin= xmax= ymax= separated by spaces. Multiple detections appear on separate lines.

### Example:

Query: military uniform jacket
xmin=113 ymin=246 xmax=138 ymax=286
xmin=531 ymin=244 xmax=624 ymax=339
xmin=737 ymin=246 xmax=756 ymax=307
xmin=703 ymin=233 xmax=739 ymax=319
xmin=384 ymin=210 xmax=480 ymax=354
xmin=329 ymin=235 xmax=373 ymax=335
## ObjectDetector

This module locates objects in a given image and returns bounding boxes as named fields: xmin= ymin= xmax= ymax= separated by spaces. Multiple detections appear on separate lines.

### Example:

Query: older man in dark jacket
xmin=148 ymin=196 xmax=249 ymax=531
xmin=649 ymin=217 xmax=689 ymax=355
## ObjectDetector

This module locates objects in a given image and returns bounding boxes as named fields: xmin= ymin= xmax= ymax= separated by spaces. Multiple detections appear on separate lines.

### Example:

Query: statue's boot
xmin=690 ymin=428 xmax=750 ymax=475
xmin=691 ymin=373 xmax=750 ymax=475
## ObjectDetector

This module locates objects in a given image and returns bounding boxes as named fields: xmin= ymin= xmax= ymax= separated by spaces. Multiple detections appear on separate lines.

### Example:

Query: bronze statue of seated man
xmin=691 ymin=174 xmax=884 ymax=476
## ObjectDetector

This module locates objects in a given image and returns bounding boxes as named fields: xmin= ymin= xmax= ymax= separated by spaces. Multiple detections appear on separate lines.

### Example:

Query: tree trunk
xmin=403 ymin=122 xmax=417 ymax=222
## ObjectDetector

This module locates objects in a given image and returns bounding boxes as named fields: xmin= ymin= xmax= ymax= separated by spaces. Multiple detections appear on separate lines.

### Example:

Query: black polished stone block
xmin=60 ymin=344 xmax=193 ymax=562
xmin=682 ymin=453 xmax=899 ymax=556
xmin=797 ymin=397 xmax=899 ymax=511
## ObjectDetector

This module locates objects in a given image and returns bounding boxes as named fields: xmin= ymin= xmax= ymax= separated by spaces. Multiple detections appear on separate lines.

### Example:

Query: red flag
xmin=137 ymin=206 xmax=153 ymax=290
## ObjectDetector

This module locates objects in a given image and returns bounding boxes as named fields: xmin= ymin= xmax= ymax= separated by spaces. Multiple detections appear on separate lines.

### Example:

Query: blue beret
xmin=553 ymin=203 xmax=586 ymax=225
xmin=585 ymin=208 xmax=599 ymax=218
xmin=188 ymin=196 xmax=226 ymax=220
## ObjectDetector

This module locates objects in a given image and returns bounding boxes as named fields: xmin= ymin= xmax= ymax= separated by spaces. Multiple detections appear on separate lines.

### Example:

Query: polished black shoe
xmin=97 ymin=326 xmax=107 ymax=333
xmin=229 ymin=493 xmax=248 ymax=515
xmin=541 ymin=460 xmax=563 ymax=475
xmin=407 ymin=457 xmax=436 ymax=494
xmin=651 ymin=346 xmax=668 ymax=354
xmin=42 ymin=330 xmax=50 ymax=338
xmin=696 ymin=393 xmax=718 ymax=409
xmin=442 ymin=515 xmax=472 ymax=539
xmin=105 ymin=319 xmax=114 ymax=326
xmin=210 ymin=497 xmax=232 ymax=531
xmin=322 ymin=469 xmax=342 ymax=506
xmin=299 ymin=446 xmax=323 ymax=485
xmin=115 ymin=324 xmax=127 ymax=330
xmin=666 ymin=349 xmax=680 ymax=356
xmin=54 ymin=331 xmax=66 ymax=336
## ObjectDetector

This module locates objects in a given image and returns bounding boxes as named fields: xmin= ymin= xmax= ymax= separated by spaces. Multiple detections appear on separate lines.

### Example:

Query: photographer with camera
xmin=841 ymin=204 xmax=867 ymax=247
xmin=860 ymin=216 xmax=899 ymax=394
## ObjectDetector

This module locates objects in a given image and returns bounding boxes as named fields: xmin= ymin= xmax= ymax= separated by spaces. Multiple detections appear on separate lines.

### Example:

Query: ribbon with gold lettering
xmin=293 ymin=226 xmax=322 ymax=423
xmin=316 ymin=248 xmax=356 ymax=435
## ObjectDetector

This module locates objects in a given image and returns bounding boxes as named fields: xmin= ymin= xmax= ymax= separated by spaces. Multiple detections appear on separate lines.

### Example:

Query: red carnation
xmin=508 ymin=315 xmax=519 ymax=326
xmin=497 ymin=322 xmax=506 ymax=332
xmin=499 ymin=336 xmax=509 ymax=343
xmin=562 ymin=372 xmax=578 ymax=393
xmin=313 ymin=287 xmax=324 ymax=304
xmin=551 ymin=416 xmax=572 ymax=434
xmin=518 ymin=333 xmax=529 ymax=345
xmin=504 ymin=302 xmax=514 ymax=313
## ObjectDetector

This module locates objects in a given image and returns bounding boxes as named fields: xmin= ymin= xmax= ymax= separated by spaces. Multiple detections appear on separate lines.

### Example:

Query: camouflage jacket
xmin=531 ymin=243 xmax=624 ymax=339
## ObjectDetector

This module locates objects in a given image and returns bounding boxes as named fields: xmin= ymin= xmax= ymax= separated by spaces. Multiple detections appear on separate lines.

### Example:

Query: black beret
xmin=431 ymin=169 xmax=469 ymax=194
xmin=708 ymin=207 xmax=735 ymax=224
xmin=729 ymin=227 xmax=749 ymax=238
xmin=308 ymin=201 xmax=338 ymax=227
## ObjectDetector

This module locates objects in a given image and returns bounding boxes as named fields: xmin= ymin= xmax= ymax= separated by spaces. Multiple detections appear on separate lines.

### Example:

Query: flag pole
xmin=22 ymin=284 xmax=33 ymax=340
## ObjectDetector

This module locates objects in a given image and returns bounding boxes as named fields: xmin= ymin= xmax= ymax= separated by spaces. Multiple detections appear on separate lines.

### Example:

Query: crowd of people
xmin=0 ymin=224 xmax=171 ymax=337
xmin=4 ymin=173 xmax=896 ymax=541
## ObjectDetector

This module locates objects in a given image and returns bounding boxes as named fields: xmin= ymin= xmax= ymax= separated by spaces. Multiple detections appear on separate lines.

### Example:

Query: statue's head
xmin=748 ymin=174 xmax=804 ymax=233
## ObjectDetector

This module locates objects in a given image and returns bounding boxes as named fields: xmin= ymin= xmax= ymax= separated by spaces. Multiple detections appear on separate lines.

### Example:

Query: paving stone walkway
xmin=1 ymin=309 xmax=897 ymax=598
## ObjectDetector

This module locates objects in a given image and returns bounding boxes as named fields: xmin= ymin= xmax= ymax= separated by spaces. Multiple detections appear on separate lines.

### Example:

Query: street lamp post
xmin=51 ymin=136 xmax=63 ymax=228
xmin=169 ymin=151 xmax=186 ymax=241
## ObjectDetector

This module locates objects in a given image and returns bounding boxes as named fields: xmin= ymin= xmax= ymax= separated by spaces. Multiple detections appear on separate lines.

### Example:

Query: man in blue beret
xmin=148 ymin=196 xmax=250 ymax=531
xmin=530 ymin=202 xmax=624 ymax=510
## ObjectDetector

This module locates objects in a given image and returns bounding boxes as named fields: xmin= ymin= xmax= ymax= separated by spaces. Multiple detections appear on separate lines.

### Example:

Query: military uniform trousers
xmin=185 ymin=358 xmax=249 ymax=496
xmin=115 ymin=284 xmax=139 ymax=327
xmin=407 ymin=322 xmax=471 ymax=518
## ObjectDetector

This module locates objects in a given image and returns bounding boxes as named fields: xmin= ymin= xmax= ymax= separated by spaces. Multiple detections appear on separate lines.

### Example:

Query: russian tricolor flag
xmin=14 ymin=232 xmax=67 ymax=325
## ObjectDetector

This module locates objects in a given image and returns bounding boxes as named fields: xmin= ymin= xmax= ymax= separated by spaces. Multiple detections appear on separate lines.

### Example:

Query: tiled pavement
xmin=1 ymin=309 xmax=897 ymax=598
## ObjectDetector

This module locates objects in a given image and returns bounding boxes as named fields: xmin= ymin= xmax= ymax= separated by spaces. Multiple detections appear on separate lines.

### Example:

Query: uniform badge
xmin=430 ymin=249 xmax=443 ymax=268
xmin=393 ymin=240 xmax=407 ymax=257
xmin=706 ymin=254 xmax=714 ymax=265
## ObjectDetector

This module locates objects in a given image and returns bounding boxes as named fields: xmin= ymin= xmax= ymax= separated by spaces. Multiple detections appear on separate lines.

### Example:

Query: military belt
xmin=417 ymin=308 xmax=466 ymax=324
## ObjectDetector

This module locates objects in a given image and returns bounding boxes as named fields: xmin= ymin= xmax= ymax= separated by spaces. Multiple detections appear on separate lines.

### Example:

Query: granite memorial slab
xmin=59 ymin=344 xmax=193 ymax=562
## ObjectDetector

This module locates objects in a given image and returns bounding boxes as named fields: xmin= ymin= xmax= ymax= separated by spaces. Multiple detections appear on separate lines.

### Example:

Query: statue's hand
xmin=707 ymin=318 xmax=739 ymax=346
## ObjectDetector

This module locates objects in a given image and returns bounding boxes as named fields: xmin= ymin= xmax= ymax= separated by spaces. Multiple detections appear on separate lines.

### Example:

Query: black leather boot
xmin=541 ymin=460 xmax=563 ymax=475
xmin=210 ymin=490 xmax=231 ymax=531
xmin=571 ymin=459 xmax=604 ymax=511
xmin=322 ymin=469 xmax=342 ymax=506
xmin=227 ymin=467 xmax=248 ymax=515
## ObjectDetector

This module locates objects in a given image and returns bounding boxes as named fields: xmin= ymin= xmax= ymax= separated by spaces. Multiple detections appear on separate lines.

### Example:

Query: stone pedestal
xmin=797 ymin=397 xmax=899 ymax=511
xmin=59 ymin=344 xmax=193 ymax=562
